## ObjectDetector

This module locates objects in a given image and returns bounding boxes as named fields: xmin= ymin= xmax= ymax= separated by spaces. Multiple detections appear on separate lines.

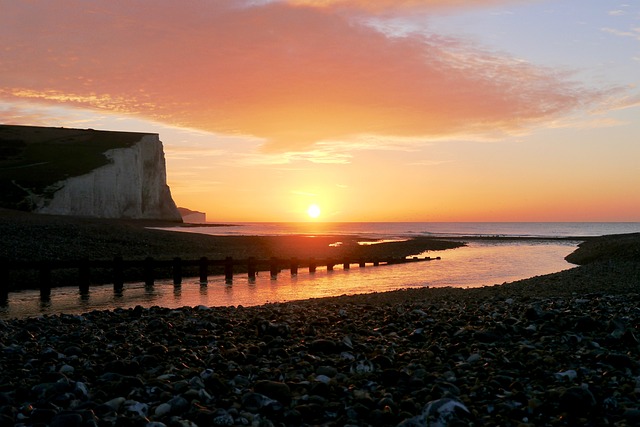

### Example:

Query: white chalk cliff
xmin=36 ymin=135 xmax=182 ymax=221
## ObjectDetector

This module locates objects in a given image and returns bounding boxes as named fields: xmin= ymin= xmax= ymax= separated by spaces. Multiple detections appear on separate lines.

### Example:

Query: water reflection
xmin=0 ymin=241 xmax=578 ymax=319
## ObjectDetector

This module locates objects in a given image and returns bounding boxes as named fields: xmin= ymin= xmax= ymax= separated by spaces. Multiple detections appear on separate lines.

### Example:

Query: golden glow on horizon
xmin=307 ymin=204 xmax=321 ymax=219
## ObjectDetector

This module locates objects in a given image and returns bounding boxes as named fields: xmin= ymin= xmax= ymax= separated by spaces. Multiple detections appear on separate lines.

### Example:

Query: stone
xmin=398 ymin=398 xmax=473 ymax=426
xmin=559 ymin=386 xmax=596 ymax=416
xmin=310 ymin=339 xmax=338 ymax=353
xmin=254 ymin=380 xmax=292 ymax=405
xmin=49 ymin=412 xmax=83 ymax=427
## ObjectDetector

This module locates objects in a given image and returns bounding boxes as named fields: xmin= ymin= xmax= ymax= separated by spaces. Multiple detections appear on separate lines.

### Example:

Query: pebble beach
xmin=1 ymin=211 xmax=640 ymax=426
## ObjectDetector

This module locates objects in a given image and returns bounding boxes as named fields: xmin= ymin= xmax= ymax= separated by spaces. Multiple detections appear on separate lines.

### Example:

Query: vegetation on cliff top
xmin=0 ymin=125 xmax=153 ymax=211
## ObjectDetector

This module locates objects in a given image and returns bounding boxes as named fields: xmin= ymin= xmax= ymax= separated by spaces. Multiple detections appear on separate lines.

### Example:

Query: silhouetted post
xmin=79 ymin=259 xmax=90 ymax=295
xmin=343 ymin=258 xmax=350 ymax=270
xmin=308 ymin=257 xmax=316 ymax=273
xmin=113 ymin=256 xmax=124 ymax=293
xmin=327 ymin=258 xmax=334 ymax=271
xmin=359 ymin=259 xmax=365 ymax=268
xmin=39 ymin=261 xmax=51 ymax=301
xmin=199 ymin=257 xmax=208 ymax=284
xmin=225 ymin=257 xmax=234 ymax=284
xmin=270 ymin=257 xmax=279 ymax=278
xmin=248 ymin=257 xmax=257 ymax=280
xmin=172 ymin=257 xmax=182 ymax=286
xmin=144 ymin=257 xmax=155 ymax=287
xmin=373 ymin=258 xmax=380 ymax=266
xmin=290 ymin=257 xmax=298 ymax=276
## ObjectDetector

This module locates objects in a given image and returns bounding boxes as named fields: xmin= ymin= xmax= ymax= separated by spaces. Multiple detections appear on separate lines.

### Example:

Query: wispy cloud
xmin=281 ymin=0 xmax=534 ymax=11
xmin=602 ymin=26 xmax=640 ymax=41
xmin=0 ymin=0 xmax=616 ymax=152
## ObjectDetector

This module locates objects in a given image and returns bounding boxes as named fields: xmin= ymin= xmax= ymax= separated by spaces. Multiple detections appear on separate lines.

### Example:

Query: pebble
xmin=1 ymin=288 xmax=640 ymax=426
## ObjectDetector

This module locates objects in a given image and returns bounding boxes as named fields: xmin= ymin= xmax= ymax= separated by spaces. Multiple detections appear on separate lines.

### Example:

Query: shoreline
xmin=1 ymin=209 xmax=466 ymax=291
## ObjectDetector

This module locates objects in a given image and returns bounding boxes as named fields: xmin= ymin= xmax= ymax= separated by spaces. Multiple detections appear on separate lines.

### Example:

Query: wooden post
xmin=224 ymin=257 xmax=234 ymax=284
xmin=248 ymin=257 xmax=257 ymax=281
xmin=144 ymin=257 xmax=155 ymax=287
xmin=199 ymin=257 xmax=208 ymax=285
xmin=172 ymin=257 xmax=182 ymax=286
xmin=270 ymin=257 xmax=279 ymax=278
xmin=359 ymin=259 xmax=365 ymax=268
xmin=327 ymin=258 xmax=334 ymax=271
xmin=343 ymin=258 xmax=350 ymax=270
xmin=290 ymin=257 xmax=298 ymax=276
xmin=113 ymin=256 xmax=124 ymax=293
xmin=308 ymin=257 xmax=316 ymax=273
xmin=79 ymin=259 xmax=90 ymax=295
xmin=39 ymin=261 xmax=51 ymax=301
xmin=373 ymin=258 xmax=380 ymax=266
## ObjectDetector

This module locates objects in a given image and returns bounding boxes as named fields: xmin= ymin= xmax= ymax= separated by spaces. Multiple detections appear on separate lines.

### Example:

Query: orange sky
xmin=1 ymin=0 xmax=639 ymax=221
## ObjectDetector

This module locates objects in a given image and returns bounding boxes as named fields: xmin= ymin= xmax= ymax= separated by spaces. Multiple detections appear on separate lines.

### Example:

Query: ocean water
xmin=168 ymin=221 xmax=640 ymax=239
xmin=1 ymin=222 xmax=638 ymax=319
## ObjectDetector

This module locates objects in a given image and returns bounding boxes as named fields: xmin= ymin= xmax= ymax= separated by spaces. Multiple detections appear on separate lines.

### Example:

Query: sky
xmin=1 ymin=0 xmax=639 ymax=222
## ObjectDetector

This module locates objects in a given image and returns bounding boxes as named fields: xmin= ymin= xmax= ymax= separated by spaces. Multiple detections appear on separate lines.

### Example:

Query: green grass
xmin=0 ymin=125 xmax=154 ymax=210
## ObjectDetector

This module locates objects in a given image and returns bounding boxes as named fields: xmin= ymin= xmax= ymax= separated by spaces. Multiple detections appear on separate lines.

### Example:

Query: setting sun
xmin=307 ymin=204 xmax=321 ymax=219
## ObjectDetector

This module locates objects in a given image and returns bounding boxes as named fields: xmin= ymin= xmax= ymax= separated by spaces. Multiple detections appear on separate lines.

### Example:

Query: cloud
xmin=0 ymin=0 xmax=614 ymax=152
xmin=601 ymin=26 xmax=640 ymax=42
xmin=281 ymin=0 xmax=533 ymax=12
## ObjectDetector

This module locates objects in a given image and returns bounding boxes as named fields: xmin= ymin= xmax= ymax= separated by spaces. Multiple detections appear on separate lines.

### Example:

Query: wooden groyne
xmin=0 ymin=256 xmax=439 ymax=302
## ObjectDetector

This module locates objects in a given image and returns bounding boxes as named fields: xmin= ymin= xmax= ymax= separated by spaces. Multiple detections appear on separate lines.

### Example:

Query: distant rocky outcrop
xmin=0 ymin=125 xmax=182 ymax=221
xmin=178 ymin=207 xmax=207 ymax=223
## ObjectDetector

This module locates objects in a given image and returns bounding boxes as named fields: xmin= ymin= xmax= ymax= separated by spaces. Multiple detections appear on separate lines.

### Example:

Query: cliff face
xmin=0 ymin=125 xmax=181 ymax=221
xmin=37 ymin=134 xmax=182 ymax=221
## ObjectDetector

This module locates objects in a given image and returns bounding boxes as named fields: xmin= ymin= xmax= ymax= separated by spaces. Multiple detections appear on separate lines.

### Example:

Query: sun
xmin=307 ymin=204 xmax=321 ymax=219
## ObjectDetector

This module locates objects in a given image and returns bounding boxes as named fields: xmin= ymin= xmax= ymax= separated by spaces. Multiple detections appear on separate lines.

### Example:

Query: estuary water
xmin=2 ymin=222 xmax=638 ymax=319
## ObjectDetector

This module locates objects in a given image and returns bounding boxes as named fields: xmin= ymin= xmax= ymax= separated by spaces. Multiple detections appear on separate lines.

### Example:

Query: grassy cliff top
xmin=0 ymin=125 xmax=155 ymax=210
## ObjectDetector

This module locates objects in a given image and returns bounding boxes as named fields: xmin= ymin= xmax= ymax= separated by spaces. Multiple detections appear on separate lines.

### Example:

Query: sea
xmin=1 ymin=222 xmax=638 ymax=319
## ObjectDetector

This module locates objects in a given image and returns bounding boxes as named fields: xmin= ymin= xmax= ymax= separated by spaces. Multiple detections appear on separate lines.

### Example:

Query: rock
xmin=474 ymin=330 xmax=501 ymax=343
xmin=398 ymin=398 xmax=473 ymax=426
xmin=242 ymin=392 xmax=283 ymax=413
xmin=59 ymin=364 xmax=75 ymax=375
xmin=555 ymin=370 xmax=577 ymax=382
xmin=124 ymin=400 xmax=149 ymax=417
xmin=350 ymin=359 xmax=375 ymax=374
xmin=317 ymin=365 xmax=338 ymax=377
xmin=310 ymin=339 xmax=338 ymax=353
xmin=524 ymin=304 xmax=544 ymax=320
xmin=257 ymin=320 xmax=291 ymax=337
xmin=574 ymin=316 xmax=600 ymax=332
xmin=155 ymin=403 xmax=172 ymax=417
xmin=104 ymin=397 xmax=126 ymax=412
xmin=559 ymin=386 xmax=596 ymax=416
xmin=466 ymin=353 xmax=481 ymax=363
xmin=49 ymin=412 xmax=83 ymax=427
xmin=254 ymin=380 xmax=292 ymax=405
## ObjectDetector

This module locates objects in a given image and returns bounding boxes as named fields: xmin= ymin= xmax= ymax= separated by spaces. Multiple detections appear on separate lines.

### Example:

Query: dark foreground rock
xmin=1 ymin=280 xmax=640 ymax=426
